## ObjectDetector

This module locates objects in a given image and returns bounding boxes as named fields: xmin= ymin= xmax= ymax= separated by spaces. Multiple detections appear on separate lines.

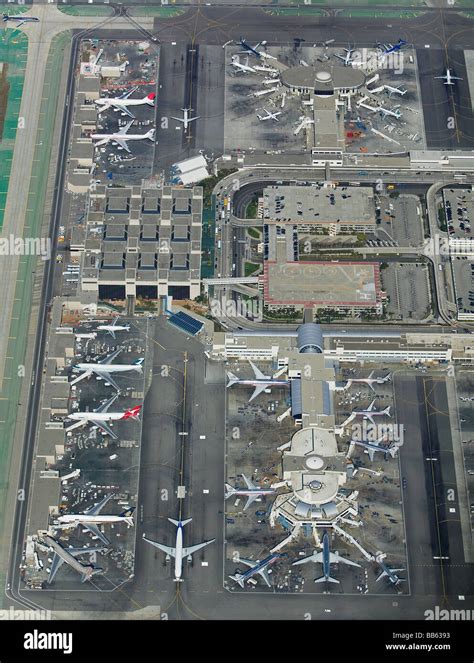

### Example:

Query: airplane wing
xmin=98 ymin=372 xmax=121 ymax=391
xmin=366 ymin=447 xmax=376 ymax=462
xmin=241 ymin=473 xmax=257 ymax=491
xmin=273 ymin=367 xmax=287 ymax=378
xmin=112 ymin=138 xmax=131 ymax=153
xmin=84 ymin=494 xmax=114 ymax=516
xmin=68 ymin=546 xmax=106 ymax=557
xmin=365 ymin=415 xmax=376 ymax=426
xmin=118 ymin=86 xmax=138 ymax=99
xmin=329 ymin=553 xmax=361 ymax=567
xmin=367 ymin=399 xmax=376 ymax=411
xmin=249 ymin=384 xmax=269 ymax=402
xmin=171 ymin=116 xmax=184 ymax=123
xmin=96 ymin=394 xmax=119 ymax=413
xmin=65 ymin=420 xmax=86 ymax=433
xmin=89 ymin=419 xmax=118 ymax=439
xmin=94 ymin=138 xmax=111 ymax=147
xmin=47 ymin=554 xmax=64 ymax=583
xmin=111 ymin=103 xmax=136 ymax=119
xmin=237 ymin=557 xmax=258 ymax=569
xmin=143 ymin=536 xmax=176 ymax=558
xmin=182 ymin=539 xmax=215 ymax=559
xmin=99 ymin=349 xmax=122 ymax=365
xmin=334 ymin=54 xmax=345 ymax=61
xmin=70 ymin=369 xmax=93 ymax=386
xmin=118 ymin=121 xmax=134 ymax=134
xmin=292 ymin=552 xmax=323 ymax=566
xmin=82 ymin=524 xmax=110 ymax=546
xmin=249 ymin=360 xmax=267 ymax=380
xmin=258 ymin=568 xmax=272 ymax=587
xmin=243 ymin=494 xmax=260 ymax=510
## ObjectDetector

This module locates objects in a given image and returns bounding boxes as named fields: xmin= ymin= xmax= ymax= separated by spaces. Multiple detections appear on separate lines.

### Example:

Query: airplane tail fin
xmin=315 ymin=575 xmax=339 ymax=584
xmin=145 ymin=128 xmax=155 ymax=140
xmin=229 ymin=573 xmax=245 ymax=588
xmin=146 ymin=93 xmax=156 ymax=104
xmin=119 ymin=507 xmax=135 ymax=525
xmin=226 ymin=371 xmax=239 ymax=387
xmin=224 ymin=483 xmax=235 ymax=498
xmin=122 ymin=405 xmax=141 ymax=420
xmin=133 ymin=358 xmax=145 ymax=368
xmin=169 ymin=517 xmax=192 ymax=528
xmin=383 ymin=406 xmax=391 ymax=416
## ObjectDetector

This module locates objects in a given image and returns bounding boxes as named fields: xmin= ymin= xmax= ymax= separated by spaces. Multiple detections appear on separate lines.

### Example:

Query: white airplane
xmin=65 ymin=394 xmax=141 ymax=439
xmin=143 ymin=518 xmax=214 ymax=582
xmin=348 ymin=438 xmax=399 ymax=463
xmin=43 ymin=536 xmax=105 ymax=585
xmin=293 ymin=532 xmax=360 ymax=584
xmin=70 ymin=349 xmax=144 ymax=391
xmin=91 ymin=121 xmax=155 ymax=153
xmin=342 ymin=399 xmax=391 ymax=427
xmin=378 ymin=105 xmax=402 ymax=119
xmin=256 ymin=108 xmax=281 ymax=122
xmin=385 ymin=84 xmax=407 ymax=97
xmin=54 ymin=495 xmax=134 ymax=545
xmin=335 ymin=47 xmax=355 ymax=66
xmin=171 ymin=107 xmax=199 ymax=130
xmin=253 ymin=65 xmax=278 ymax=74
xmin=226 ymin=360 xmax=288 ymax=402
xmin=95 ymin=88 xmax=156 ymax=120
xmin=97 ymin=317 xmax=131 ymax=338
xmin=435 ymin=69 xmax=462 ymax=86
xmin=375 ymin=553 xmax=405 ymax=586
xmin=225 ymin=474 xmax=276 ymax=510
xmin=339 ymin=371 xmax=392 ymax=393
xmin=2 ymin=13 xmax=39 ymax=28
xmin=230 ymin=56 xmax=256 ymax=73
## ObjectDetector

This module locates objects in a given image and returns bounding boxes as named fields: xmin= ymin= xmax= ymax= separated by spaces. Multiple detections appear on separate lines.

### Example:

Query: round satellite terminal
xmin=316 ymin=70 xmax=331 ymax=82
xmin=306 ymin=455 xmax=324 ymax=470
xmin=309 ymin=480 xmax=322 ymax=491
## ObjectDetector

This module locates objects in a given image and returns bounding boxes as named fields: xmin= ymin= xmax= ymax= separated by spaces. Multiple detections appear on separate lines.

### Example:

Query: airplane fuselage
xmin=174 ymin=523 xmax=185 ymax=581
xmin=97 ymin=324 xmax=130 ymax=334
xmin=321 ymin=533 xmax=331 ymax=581
xmin=74 ymin=363 xmax=142 ymax=374
xmin=230 ymin=378 xmax=288 ymax=387
xmin=57 ymin=515 xmax=129 ymax=526
xmin=234 ymin=553 xmax=281 ymax=585
xmin=69 ymin=411 xmax=125 ymax=422
xmin=92 ymin=131 xmax=153 ymax=142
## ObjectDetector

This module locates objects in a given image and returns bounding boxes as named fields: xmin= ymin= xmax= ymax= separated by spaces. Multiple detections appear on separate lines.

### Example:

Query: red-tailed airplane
xmin=95 ymin=88 xmax=156 ymax=119
xmin=65 ymin=394 xmax=141 ymax=439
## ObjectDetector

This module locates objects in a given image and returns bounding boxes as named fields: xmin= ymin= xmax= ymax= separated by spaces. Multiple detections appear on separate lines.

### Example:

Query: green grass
xmin=248 ymin=227 xmax=261 ymax=240
xmin=57 ymin=4 xmax=113 ymax=16
xmin=0 ymin=30 xmax=72 ymax=597
xmin=129 ymin=6 xmax=187 ymax=17
xmin=0 ymin=5 xmax=28 ymax=14
xmin=0 ymin=30 xmax=28 ymax=231
xmin=244 ymin=261 xmax=260 ymax=276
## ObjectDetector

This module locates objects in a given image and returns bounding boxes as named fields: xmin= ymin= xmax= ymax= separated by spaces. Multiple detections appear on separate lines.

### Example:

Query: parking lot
xmin=443 ymin=187 xmax=474 ymax=239
xmin=367 ymin=193 xmax=424 ymax=248
xmin=382 ymin=262 xmax=432 ymax=322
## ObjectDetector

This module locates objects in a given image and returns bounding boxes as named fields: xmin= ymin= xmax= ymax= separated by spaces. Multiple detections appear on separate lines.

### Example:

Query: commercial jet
xmin=339 ymin=371 xmax=391 ymax=393
xmin=43 ymin=536 xmax=105 ymax=584
xmin=230 ymin=56 xmax=256 ymax=73
xmin=70 ymin=348 xmax=144 ymax=391
xmin=348 ymin=437 xmax=399 ymax=462
xmin=375 ymin=553 xmax=405 ymax=586
xmin=334 ymin=47 xmax=355 ymax=66
xmin=229 ymin=553 xmax=285 ymax=588
xmin=95 ymin=87 xmax=156 ymax=119
xmin=65 ymin=393 xmax=141 ymax=439
xmin=143 ymin=518 xmax=215 ymax=582
xmin=342 ymin=399 xmax=391 ymax=427
xmin=292 ymin=531 xmax=360 ymax=584
xmin=239 ymin=37 xmax=264 ymax=58
xmin=435 ymin=69 xmax=462 ymax=86
xmin=256 ymin=108 xmax=281 ymax=122
xmin=91 ymin=121 xmax=155 ymax=153
xmin=2 ymin=13 xmax=39 ymax=28
xmin=171 ymin=108 xmax=199 ymax=130
xmin=54 ymin=495 xmax=135 ymax=545
xmin=377 ymin=39 xmax=407 ymax=55
xmin=225 ymin=473 xmax=276 ymax=510
xmin=97 ymin=317 xmax=131 ymax=338
xmin=226 ymin=360 xmax=288 ymax=402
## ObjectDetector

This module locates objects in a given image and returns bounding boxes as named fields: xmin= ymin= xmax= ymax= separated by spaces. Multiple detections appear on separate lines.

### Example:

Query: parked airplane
xmin=293 ymin=531 xmax=360 ymax=584
xmin=230 ymin=56 xmax=256 ymax=73
xmin=54 ymin=495 xmax=135 ymax=545
xmin=256 ymin=108 xmax=281 ymax=122
xmin=339 ymin=371 xmax=392 ymax=393
xmin=225 ymin=474 xmax=276 ymax=510
xmin=143 ymin=518 xmax=215 ymax=582
xmin=65 ymin=394 xmax=141 ymax=439
xmin=335 ymin=47 xmax=355 ymax=66
xmin=378 ymin=105 xmax=402 ymax=119
xmin=239 ymin=37 xmax=264 ymax=58
xmin=435 ymin=68 xmax=462 ymax=86
xmin=95 ymin=88 xmax=156 ymax=119
xmin=229 ymin=553 xmax=285 ymax=587
xmin=348 ymin=437 xmax=399 ymax=462
xmin=2 ymin=13 xmax=39 ymax=28
xmin=375 ymin=554 xmax=405 ymax=585
xmin=385 ymin=84 xmax=407 ymax=97
xmin=91 ymin=121 xmax=155 ymax=153
xmin=171 ymin=107 xmax=200 ymax=130
xmin=377 ymin=39 xmax=407 ymax=54
xmin=97 ymin=317 xmax=131 ymax=338
xmin=226 ymin=360 xmax=288 ymax=402
xmin=43 ymin=536 xmax=105 ymax=584
xmin=70 ymin=349 xmax=144 ymax=391
xmin=342 ymin=399 xmax=391 ymax=427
